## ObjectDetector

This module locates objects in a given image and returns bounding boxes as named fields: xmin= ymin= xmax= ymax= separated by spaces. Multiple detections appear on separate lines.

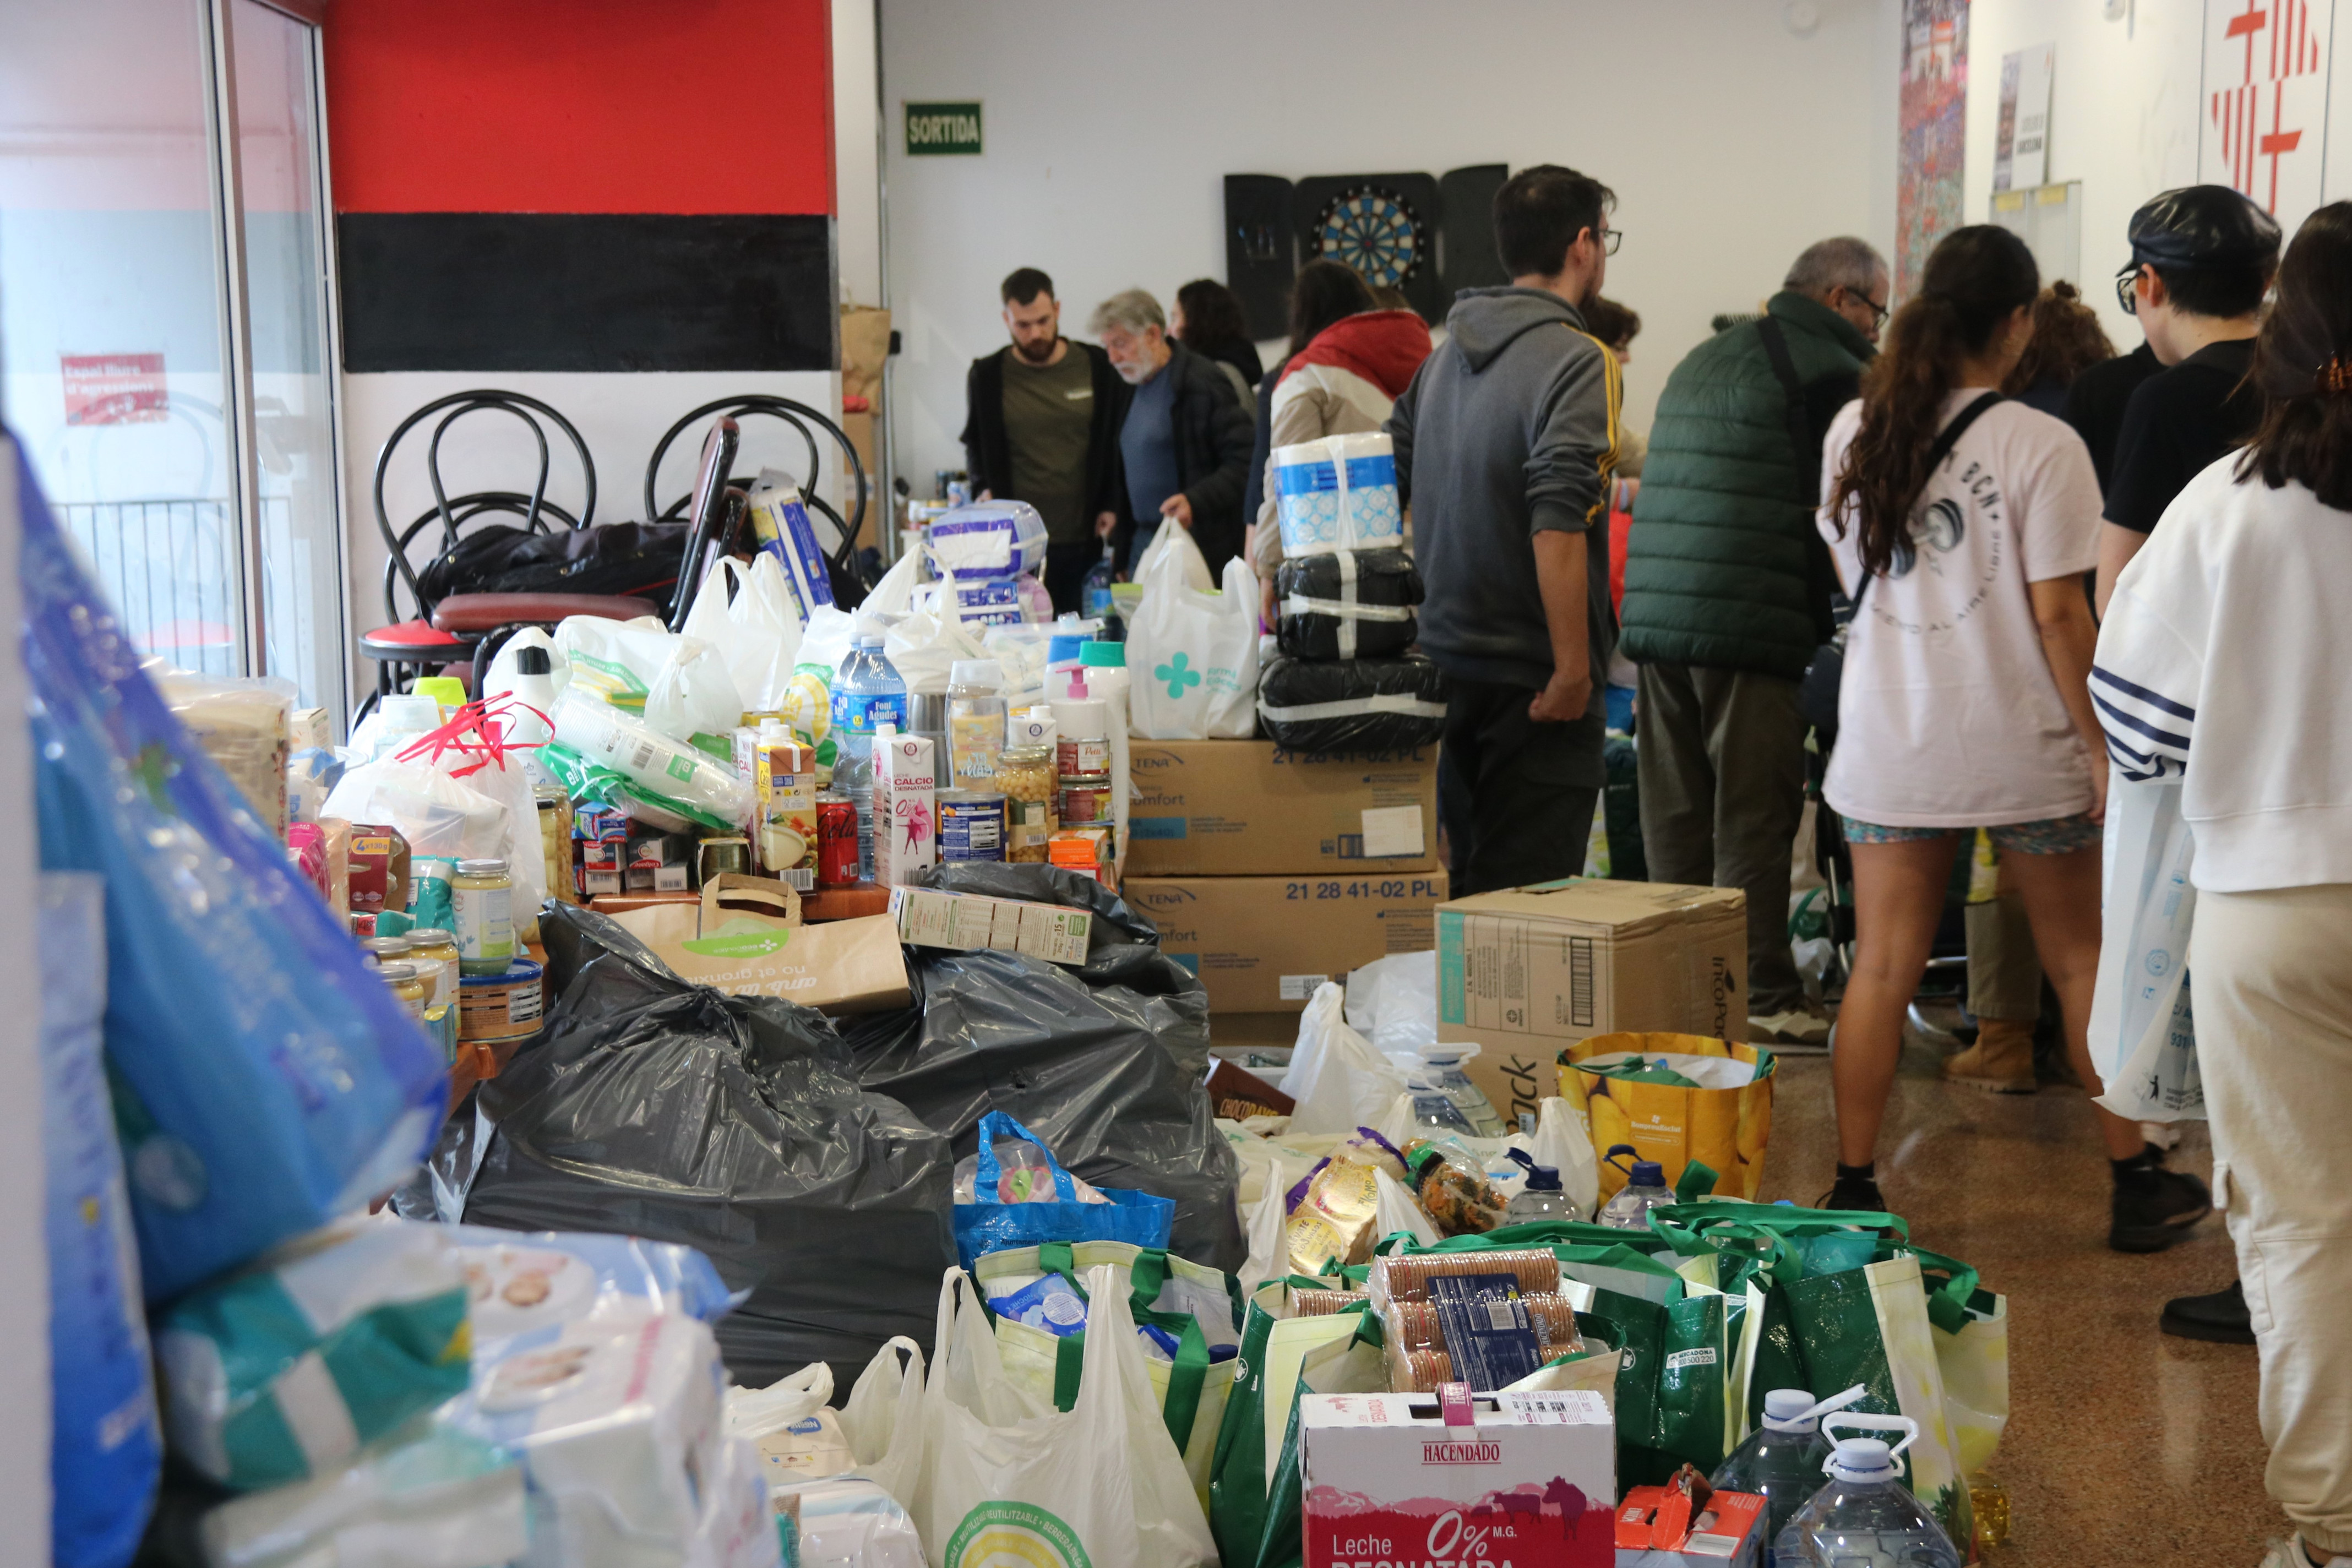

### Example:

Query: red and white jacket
xmin=1253 ymin=309 xmax=1434 ymax=573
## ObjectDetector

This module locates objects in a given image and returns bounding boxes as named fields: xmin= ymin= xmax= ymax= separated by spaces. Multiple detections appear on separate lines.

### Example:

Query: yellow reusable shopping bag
xmin=1558 ymin=1031 xmax=1776 ymax=1201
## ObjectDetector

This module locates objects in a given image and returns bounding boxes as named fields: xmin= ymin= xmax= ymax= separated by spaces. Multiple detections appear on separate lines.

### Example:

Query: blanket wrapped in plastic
xmin=1274 ymin=547 xmax=1421 ymax=661
xmin=839 ymin=863 xmax=1244 ymax=1274
xmin=1256 ymin=654 xmax=1449 ymax=753
xmin=392 ymin=901 xmax=955 ymax=1386
xmin=20 ymin=438 xmax=446 ymax=1303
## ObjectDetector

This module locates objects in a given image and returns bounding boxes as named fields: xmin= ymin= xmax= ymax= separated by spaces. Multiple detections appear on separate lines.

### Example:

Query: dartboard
xmin=1312 ymin=185 xmax=1424 ymax=287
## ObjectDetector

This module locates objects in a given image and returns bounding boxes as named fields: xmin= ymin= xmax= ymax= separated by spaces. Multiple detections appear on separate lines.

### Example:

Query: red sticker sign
xmin=61 ymin=353 xmax=167 ymax=425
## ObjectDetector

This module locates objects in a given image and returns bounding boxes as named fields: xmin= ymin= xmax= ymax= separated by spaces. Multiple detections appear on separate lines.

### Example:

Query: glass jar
xmin=535 ymin=786 xmax=574 ymax=907
xmin=378 ymin=961 xmax=429 ymax=1022
xmin=1057 ymin=772 xmax=1113 ymax=826
xmin=452 ymin=857 xmax=517 ymax=976
xmin=994 ymin=743 xmax=1057 ymax=863
xmin=406 ymin=928 xmax=462 ymax=1006
xmin=358 ymin=935 xmax=411 ymax=970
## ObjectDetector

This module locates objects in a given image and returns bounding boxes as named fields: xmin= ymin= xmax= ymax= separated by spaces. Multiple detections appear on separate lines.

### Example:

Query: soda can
xmin=816 ymin=791 xmax=860 ymax=887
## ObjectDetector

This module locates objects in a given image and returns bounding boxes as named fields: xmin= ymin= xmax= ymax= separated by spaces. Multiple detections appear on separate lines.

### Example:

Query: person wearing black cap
xmin=2094 ymin=185 xmax=2283 ymax=616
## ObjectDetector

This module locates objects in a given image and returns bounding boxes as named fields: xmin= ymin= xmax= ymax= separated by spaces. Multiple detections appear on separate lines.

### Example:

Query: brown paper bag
xmin=609 ymin=874 xmax=910 ymax=1014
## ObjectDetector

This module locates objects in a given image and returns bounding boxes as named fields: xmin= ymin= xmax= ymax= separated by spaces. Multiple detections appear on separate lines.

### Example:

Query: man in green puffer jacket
xmin=1620 ymin=237 xmax=1888 ymax=1046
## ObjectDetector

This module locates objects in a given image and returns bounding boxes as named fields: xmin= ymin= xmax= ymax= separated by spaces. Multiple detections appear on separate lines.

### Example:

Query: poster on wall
xmin=1898 ymin=0 xmax=1970 ymax=297
xmin=2200 ymin=0 xmax=2330 ymax=230
xmin=1994 ymin=42 xmax=2054 ymax=192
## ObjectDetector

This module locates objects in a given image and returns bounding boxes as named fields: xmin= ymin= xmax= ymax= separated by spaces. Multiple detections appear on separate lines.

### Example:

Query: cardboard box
xmin=1126 ymin=872 xmax=1449 ymax=1014
xmin=1613 ymin=1484 xmax=1766 ymax=1566
xmin=1300 ymin=1389 xmax=1616 ymax=1568
xmin=608 ymin=875 xmax=911 ymax=1013
xmin=1437 ymin=880 xmax=1747 ymax=1126
xmin=885 ymin=886 xmax=1093 ymax=966
xmin=1126 ymin=738 xmax=1440 ymax=876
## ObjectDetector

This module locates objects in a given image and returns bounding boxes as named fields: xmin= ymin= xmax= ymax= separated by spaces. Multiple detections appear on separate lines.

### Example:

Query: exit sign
xmin=905 ymin=101 xmax=982 ymax=156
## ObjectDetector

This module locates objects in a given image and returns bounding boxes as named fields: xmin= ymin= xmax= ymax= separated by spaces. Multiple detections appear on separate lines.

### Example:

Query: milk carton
xmin=873 ymin=733 xmax=937 ymax=888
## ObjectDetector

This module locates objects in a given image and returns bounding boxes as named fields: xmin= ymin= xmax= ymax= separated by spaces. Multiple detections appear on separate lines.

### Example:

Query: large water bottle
xmin=1771 ymin=1416 xmax=1963 ymax=1568
xmin=1420 ymin=1047 xmax=1507 ymax=1137
xmin=1502 ymin=1148 xmax=1582 ymax=1223
xmin=1596 ymin=1144 xmax=1676 ymax=1230
xmin=829 ymin=633 xmax=908 ymax=880
xmin=1709 ymin=1386 xmax=1864 ymax=1557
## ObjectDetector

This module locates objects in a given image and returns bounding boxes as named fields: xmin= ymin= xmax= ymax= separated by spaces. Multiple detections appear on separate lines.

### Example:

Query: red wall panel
xmin=325 ymin=0 xmax=834 ymax=216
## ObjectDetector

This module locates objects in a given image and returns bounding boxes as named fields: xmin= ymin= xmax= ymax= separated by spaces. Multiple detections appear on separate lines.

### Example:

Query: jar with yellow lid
xmin=453 ymin=857 xmax=517 ymax=976
xmin=995 ymin=743 xmax=1057 ymax=863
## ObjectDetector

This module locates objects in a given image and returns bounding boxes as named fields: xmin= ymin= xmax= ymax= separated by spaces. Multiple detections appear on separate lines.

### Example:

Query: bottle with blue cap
xmin=1708 ymin=1384 xmax=1866 ymax=1556
xmin=1502 ymin=1147 xmax=1582 ymax=1223
xmin=1596 ymin=1144 xmax=1675 ymax=1229
xmin=1770 ymin=1413 xmax=1963 ymax=1567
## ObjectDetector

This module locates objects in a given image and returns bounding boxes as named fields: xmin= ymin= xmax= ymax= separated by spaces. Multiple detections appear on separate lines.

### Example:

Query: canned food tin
xmin=1057 ymin=772 xmax=1113 ymax=825
xmin=816 ymin=791 xmax=860 ymax=887
xmin=1056 ymin=735 xmax=1110 ymax=777
xmin=697 ymin=836 xmax=751 ymax=885
xmin=459 ymin=957 xmax=546 ymax=1044
xmin=937 ymin=790 xmax=1008 ymax=863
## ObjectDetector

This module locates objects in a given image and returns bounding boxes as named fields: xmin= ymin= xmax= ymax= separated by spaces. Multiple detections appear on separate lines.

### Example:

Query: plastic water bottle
xmin=1771 ymin=1417 xmax=1963 ymax=1568
xmin=1082 ymin=547 xmax=1116 ymax=619
xmin=1709 ymin=1387 xmax=1863 ymax=1555
xmin=830 ymin=634 xmax=908 ymax=880
xmin=1421 ymin=1047 xmax=1507 ymax=1137
xmin=1596 ymin=1144 xmax=1675 ymax=1230
xmin=1503 ymin=1148 xmax=1582 ymax=1223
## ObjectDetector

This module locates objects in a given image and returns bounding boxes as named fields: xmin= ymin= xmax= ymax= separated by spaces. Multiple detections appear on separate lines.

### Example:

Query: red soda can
xmin=816 ymin=791 xmax=859 ymax=887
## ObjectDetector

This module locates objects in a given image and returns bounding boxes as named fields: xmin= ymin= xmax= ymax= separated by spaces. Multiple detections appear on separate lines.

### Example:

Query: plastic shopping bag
xmin=22 ymin=440 xmax=445 ymax=1301
xmin=322 ymin=756 xmax=510 ymax=862
xmin=1125 ymin=528 xmax=1259 ymax=739
xmin=1280 ymin=984 xmax=1411 ymax=1136
xmin=391 ymin=696 xmax=551 ymax=925
xmin=952 ymin=1111 xmax=1177 ymax=1270
xmin=683 ymin=553 xmax=806 ymax=712
xmin=2088 ymin=776 xmax=2203 ymax=1120
xmin=917 ymin=1266 xmax=1218 ymax=1568
xmin=838 ymin=1336 xmax=926 ymax=1509
xmin=553 ymin=615 xmax=744 ymax=746
xmin=42 ymin=875 xmax=161 ymax=1568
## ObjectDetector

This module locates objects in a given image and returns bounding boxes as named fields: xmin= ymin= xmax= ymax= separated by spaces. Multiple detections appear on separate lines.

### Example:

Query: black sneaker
xmin=1818 ymin=1174 xmax=1886 ymax=1213
xmin=2160 ymin=1279 xmax=2256 ymax=1344
xmin=2110 ymin=1150 xmax=2212 ymax=1253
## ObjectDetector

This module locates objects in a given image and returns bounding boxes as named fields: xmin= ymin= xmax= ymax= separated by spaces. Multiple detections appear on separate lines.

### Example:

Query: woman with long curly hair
xmin=1813 ymin=225 xmax=2212 ymax=1250
xmin=2095 ymin=203 xmax=2352 ymax=1568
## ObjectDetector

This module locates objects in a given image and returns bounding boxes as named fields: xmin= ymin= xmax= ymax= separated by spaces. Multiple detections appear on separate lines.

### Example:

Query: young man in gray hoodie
xmin=1387 ymin=164 xmax=1621 ymax=895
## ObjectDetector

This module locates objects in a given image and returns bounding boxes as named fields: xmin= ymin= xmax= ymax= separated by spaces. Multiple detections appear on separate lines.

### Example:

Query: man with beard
xmin=1090 ymin=287 xmax=1254 ymax=580
xmin=1387 ymin=164 xmax=1623 ymax=894
xmin=961 ymin=268 xmax=1131 ymax=611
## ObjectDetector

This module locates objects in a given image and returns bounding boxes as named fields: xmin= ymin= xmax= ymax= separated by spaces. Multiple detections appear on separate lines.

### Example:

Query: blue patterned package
xmin=437 ymin=1222 xmax=743 ymax=1351
xmin=18 ymin=439 xmax=447 ymax=1302
xmin=41 ymin=874 xmax=161 ymax=1568
xmin=1273 ymin=432 xmax=1404 ymax=557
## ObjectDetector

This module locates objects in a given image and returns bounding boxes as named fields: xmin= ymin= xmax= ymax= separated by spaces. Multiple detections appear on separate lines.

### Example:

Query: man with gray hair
xmin=1088 ymin=287 xmax=1254 ymax=576
xmin=1618 ymin=236 xmax=1890 ymax=1048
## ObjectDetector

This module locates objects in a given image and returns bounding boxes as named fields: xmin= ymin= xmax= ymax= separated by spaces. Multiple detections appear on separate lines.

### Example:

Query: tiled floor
xmin=1757 ymin=1026 xmax=2277 ymax=1565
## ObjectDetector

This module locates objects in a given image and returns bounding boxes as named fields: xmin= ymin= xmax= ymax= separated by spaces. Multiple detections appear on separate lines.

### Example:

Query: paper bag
xmin=610 ymin=874 xmax=910 ymax=1014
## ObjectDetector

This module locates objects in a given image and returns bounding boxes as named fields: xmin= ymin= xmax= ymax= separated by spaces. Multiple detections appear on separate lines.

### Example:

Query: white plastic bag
xmin=485 ymin=627 xmax=571 ymax=706
xmin=1371 ymin=1166 xmax=1442 ymax=1248
xmin=726 ymin=1363 xmax=834 ymax=1441
xmin=917 ymin=1267 xmax=1216 ymax=1568
xmin=1530 ymin=1096 xmax=1600 ymax=1218
xmin=1124 ymin=531 xmax=1258 ymax=740
xmin=883 ymin=607 xmax=988 ymax=698
xmin=322 ymin=758 xmax=509 ymax=861
xmin=554 ymin=616 xmax=745 ymax=744
xmin=838 ymin=1336 xmax=926 ymax=1509
xmin=860 ymin=551 xmax=925 ymax=624
xmin=1343 ymin=950 xmax=1439 ymax=1057
xmin=1280 ymin=983 xmax=1412 ymax=1136
xmin=1237 ymin=1157 xmax=1289 ymax=1298
xmin=2088 ymin=776 xmax=2203 ymax=1121
xmin=683 ymin=554 xmax=805 ymax=712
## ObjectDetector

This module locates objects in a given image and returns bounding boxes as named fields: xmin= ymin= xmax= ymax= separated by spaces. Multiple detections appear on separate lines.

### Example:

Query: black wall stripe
xmin=338 ymin=212 xmax=835 ymax=373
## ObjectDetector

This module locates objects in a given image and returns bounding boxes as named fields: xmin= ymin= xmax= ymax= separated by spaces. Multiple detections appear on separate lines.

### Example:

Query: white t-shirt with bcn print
xmin=1815 ymin=388 xmax=2105 ymax=828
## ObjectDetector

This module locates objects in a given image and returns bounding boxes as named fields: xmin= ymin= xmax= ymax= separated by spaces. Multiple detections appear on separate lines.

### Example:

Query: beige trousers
xmin=2191 ymin=883 xmax=2352 ymax=1554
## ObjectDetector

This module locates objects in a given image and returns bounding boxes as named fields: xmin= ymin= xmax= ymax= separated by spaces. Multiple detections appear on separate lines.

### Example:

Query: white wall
xmin=881 ymin=0 xmax=1898 ymax=485
xmin=1961 ymin=0 xmax=2206 ymax=353
xmin=835 ymin=0 xmax=884 ymax=307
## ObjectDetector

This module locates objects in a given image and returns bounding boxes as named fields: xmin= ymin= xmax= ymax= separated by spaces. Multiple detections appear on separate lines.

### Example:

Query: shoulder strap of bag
xmin=1843 ymin=390 xmax=2006 ymax=609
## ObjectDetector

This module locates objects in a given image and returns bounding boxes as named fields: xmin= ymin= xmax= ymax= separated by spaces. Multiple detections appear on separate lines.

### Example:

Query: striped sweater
xmin=2092 ymin=453 xmax=2352 ymax=892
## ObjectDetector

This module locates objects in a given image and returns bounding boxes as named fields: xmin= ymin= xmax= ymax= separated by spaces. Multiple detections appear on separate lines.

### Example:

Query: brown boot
xmin=1942 ymin=1018 xmax=2038 ymax=1093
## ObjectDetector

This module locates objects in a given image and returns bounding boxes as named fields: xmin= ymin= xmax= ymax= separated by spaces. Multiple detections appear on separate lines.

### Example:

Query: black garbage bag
xmin=839 ymin=863 xmax=1245 ymax=1274
xmin=1274 ymin=547 xmax=1422 ymax=660
xmin=391 ymin=902 xmax=955 ymax=1386
xmin=1256 ymin=654 xmax=1450 ymax=752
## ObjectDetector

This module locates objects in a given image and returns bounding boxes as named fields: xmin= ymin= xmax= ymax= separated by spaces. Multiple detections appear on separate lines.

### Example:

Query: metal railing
xmin=53 ymin=495 xmax=287 ymax=677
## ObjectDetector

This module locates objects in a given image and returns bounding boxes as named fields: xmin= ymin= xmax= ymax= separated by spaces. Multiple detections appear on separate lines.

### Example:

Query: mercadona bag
xmin=917 ymin=1265 xmax=1218 ymax=1568
xmin=2087 ymin=775 xmax=2202 ymax=1120
xmin=1125 ymin=527 xmax=1260 ymax=740
xmin=954 ymin=1112 xmax=1177 ymax=1270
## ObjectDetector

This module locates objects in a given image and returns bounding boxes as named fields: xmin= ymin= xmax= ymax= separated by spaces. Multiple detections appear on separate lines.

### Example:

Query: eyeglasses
xmin=1599 ymin=228 xmax=1624 ymax=256
xmin=2115 ymin=262 xmax=2143 ymax=317
xmin=1854 ymin=291 xmax=1890 ymax=329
